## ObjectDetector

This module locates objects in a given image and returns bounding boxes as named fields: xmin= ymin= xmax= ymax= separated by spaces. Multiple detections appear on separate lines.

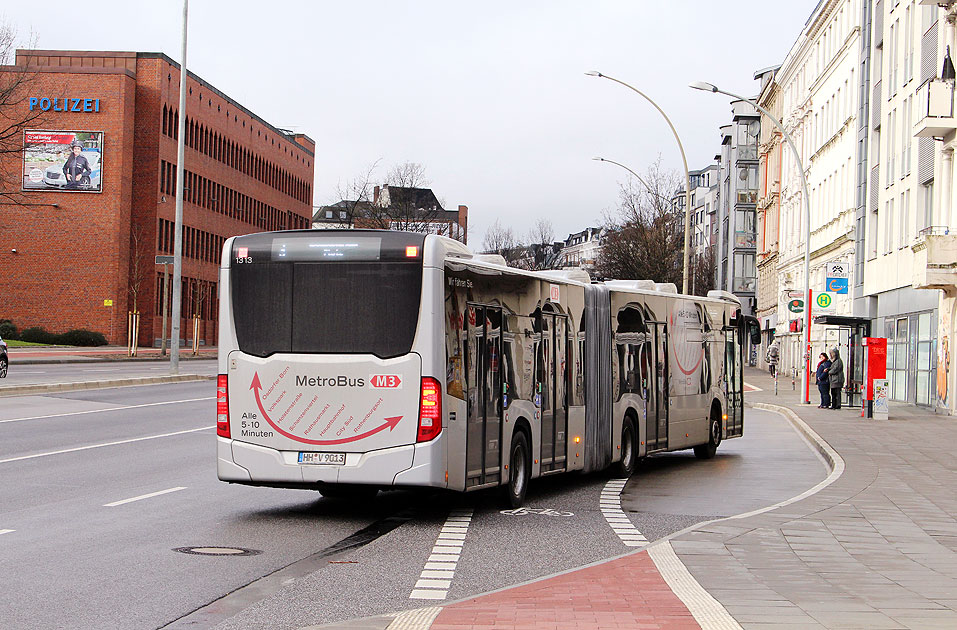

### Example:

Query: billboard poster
xmin=22 ymin=130 xmax=103 ymax=193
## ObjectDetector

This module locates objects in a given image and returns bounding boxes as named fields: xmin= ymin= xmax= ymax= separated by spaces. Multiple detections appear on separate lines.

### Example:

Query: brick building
xmin=0 ymin=50 xmax=315 ymax=346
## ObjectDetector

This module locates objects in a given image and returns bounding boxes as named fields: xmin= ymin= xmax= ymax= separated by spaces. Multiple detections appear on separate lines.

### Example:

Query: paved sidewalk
xmin=6 ymin=344 xmax=216 ymax=364
xmin=668 ymin=368 xmax=957 ymax=629
xmin=357 ymin=367 xmax=957 ymax=630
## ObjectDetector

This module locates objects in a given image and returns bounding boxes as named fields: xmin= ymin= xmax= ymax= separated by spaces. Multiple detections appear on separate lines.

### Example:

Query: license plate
xmin=298 ymin=452 xmax=346 ymax=465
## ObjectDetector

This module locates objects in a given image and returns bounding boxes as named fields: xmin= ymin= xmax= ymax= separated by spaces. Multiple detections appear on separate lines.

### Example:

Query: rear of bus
xmin=216 ymin=230 xmax=447 ymax=491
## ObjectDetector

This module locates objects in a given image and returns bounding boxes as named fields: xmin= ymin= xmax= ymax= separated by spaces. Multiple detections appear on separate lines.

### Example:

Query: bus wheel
xmin=614 ymin=417 xmax=637 ymax=478
xmin=503 ymin=431 xmax=530 ymax=508
xmin=694 ymin=414 xmax=722 ymax=460
xmin=317 ymin=483 xmax=378 ymax=500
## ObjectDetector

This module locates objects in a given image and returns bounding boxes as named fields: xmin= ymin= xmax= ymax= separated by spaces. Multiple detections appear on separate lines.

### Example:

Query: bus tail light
xmin=417 ymin=377 xmax=442 ymax=442
xmin=217 ymin=374 xmax=230 ymax=438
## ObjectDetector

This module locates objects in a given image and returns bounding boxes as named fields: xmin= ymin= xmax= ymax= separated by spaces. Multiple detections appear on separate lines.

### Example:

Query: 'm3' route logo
xmin=370 ymin=375 xmax=402 ymax=389
xmin=249 ymin=372 xmax=402 ymax=446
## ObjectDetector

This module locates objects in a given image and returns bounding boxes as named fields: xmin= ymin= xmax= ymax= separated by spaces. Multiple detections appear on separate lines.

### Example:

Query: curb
xmin=750 ymin=401 xmax=841 ymax=472
xmin=0 ymin=374 xmax=215 ymax=397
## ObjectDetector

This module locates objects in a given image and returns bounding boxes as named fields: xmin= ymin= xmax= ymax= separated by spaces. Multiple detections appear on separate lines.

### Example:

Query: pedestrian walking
xmin=766 ymin=340 xmax=780 ymax=379
xmin=827 ymin=347 xmax=845 ymax=409
xmin=815 ymin=352 xmax=832 ymax=408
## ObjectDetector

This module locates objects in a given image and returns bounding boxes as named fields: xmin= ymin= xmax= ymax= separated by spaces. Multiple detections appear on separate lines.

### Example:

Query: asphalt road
xmin=0 ymin=378 xmax=827 ymax=630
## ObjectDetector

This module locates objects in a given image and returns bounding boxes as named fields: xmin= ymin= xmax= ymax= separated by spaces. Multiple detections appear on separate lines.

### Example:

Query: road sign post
xmin=805 ymin=289 xmax=812 ymax=404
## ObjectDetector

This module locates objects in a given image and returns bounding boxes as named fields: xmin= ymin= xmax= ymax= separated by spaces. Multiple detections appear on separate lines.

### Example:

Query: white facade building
xmin=767 ymin=0 xmax=864 ymax=394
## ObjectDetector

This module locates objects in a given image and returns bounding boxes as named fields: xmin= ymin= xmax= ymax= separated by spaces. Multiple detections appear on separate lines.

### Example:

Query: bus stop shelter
xmin=813 ymin=315 xmax=871 ymax=408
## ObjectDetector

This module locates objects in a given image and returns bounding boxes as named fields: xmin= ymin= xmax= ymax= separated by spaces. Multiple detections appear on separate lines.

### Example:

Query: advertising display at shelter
xmin=22 ymin=130 xmax=103 ymax=193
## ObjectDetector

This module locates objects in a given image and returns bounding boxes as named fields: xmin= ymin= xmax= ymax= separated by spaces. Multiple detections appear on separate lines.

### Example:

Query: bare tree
xmin=357 ymin=161 xmax=447 ymax=234
xmin=324 ymin=159 xmax=380 ymax=228
xmin=481 ymin=218 xmax=517 ymax=254
xmin=481 ymin=218 xmax=528 ymax=265
xmin=597 ymin=160 xmax=684 ymax=284
xmin=127 ymin=222 xmax=149 ymax=314
xmin=690 ymin=248 xmax=716 ymax=296
xmin=523 ymin=218 xmax=558 ymax=270
xmin=0 ymin=23 xmax=42 ymax=202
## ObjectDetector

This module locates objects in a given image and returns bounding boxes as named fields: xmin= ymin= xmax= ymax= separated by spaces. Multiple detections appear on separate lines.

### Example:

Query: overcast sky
xmin=6 ymin=0 xmax=819 ymax=244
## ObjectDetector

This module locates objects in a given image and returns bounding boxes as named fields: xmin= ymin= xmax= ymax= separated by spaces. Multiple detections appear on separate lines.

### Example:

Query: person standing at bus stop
xmin=827 ymin=347 xmax=845 ymax=410
xmin=815 ymin=352 xmax=832 ymax=408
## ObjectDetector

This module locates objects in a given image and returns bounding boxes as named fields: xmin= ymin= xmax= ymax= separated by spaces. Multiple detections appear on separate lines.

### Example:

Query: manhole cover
xmin=173 ymin=546 xmax=262 ymax=557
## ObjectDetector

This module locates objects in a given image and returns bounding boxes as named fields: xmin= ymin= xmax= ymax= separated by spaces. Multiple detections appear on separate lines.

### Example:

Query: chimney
xmin=373 ymin=185 xmax=380 ymax=204
xmin=457 ymin=205 xmax=468 ymax=245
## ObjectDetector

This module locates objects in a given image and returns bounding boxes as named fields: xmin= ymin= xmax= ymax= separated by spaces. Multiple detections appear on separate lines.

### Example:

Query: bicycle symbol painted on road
xmin=499 ymin=507 xmax=575 ymax=517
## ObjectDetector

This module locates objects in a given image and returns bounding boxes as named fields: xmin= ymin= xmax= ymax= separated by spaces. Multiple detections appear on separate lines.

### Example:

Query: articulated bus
xmin=216 ymin=230 xmax=760 ymax=506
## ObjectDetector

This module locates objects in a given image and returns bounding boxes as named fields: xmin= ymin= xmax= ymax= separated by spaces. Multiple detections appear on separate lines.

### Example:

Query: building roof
xmin=379 ymin=186 xmax=444 ymax=211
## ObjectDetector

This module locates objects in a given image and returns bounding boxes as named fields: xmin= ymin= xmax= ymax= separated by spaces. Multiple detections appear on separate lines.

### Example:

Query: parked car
xmin=0 ymin=335 xmax=7 ymax=378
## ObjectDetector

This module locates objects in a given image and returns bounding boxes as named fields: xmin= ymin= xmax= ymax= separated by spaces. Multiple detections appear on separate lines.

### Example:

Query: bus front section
xmin=216 ymin=230 xmax=447 ymax=491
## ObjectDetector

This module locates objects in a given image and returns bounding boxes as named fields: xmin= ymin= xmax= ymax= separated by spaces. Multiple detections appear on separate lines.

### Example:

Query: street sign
xmin=784 ymin=290 xmax=803 ymax=299
xmin=827 ymin=277 xmax=849 ymax=294
xmin=787 ymin=299 xmax=804 ymax=313
xmin=816 ymin=292 xmax=834 ymax=310
xmin=155 ymin=255 xmax=174 ymax=265
xmin=103 ymin=299 xmax=113 ymax=307
xmin=826 ymin=261 xmax=849 ymax=278
xmin=826 ymin=261 xmax=849 ymax=295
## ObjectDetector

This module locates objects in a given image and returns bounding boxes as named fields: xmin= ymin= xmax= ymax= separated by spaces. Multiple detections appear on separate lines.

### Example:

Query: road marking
xmin=104 ymin=486 xmax=187 ymax=507
xmin=600 ymin=478 xmax=648 ymax=547
xmin=411 ymin=509 xmax=472 ymax=600
xmin=743 ymin=381 xmax=762 ymax=392
xmin=648 ymin=541 xmax=742 ymax=630
xmin=0 ymin=397 xmax=214 ymax=425
xmin=0 ymin=426 xmax=213 ymax=465
xmin=0 ymin=529 xmax=14 ymax=536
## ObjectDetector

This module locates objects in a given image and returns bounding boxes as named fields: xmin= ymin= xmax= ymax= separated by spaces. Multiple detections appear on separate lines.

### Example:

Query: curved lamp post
xmin=690 ymin=80 xmax=812 ymax=405
xmin=586 ymin=71 xmax=693 ymax=295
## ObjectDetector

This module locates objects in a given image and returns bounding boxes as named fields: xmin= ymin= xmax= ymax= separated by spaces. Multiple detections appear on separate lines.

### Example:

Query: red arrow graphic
xmin=249 ymin=372 xmax=402 ymax=445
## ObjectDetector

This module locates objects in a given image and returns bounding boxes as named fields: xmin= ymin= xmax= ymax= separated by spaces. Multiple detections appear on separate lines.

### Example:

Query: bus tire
xmin=694 ymin=412 xmax=722 ymax=460
xmin=317 ymin=483 xmax=378 ymax=500
xmin=503 ymin=430 xmax=530 ymax=508
xmin=614 ymin=416 xmax=637 ymax=478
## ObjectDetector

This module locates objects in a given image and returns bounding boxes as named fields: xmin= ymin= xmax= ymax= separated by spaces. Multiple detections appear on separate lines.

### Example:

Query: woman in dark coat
xmin=815 ymin=352 xmax=832 ymax=408
xmin=828 ymin=347 xmax=845 ymax=409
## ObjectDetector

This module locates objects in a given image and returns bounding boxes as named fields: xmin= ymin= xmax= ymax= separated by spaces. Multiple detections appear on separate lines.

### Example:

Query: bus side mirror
xmin=747 ymin=318 xmax=761 ymax=346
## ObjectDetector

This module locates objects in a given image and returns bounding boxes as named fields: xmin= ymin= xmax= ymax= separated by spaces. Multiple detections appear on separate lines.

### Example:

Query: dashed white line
xmin=410 ymin=508 xmax=473 ymax=600
xmin=0 ymin=529 xmax=15 ymax=536
xmin=104 ymin=486 xmax=187 ymax=507
xmin=601 ymin=478 xmax=647 ymax=547
xmin=0 ymin=426 xmax=213 ymax=465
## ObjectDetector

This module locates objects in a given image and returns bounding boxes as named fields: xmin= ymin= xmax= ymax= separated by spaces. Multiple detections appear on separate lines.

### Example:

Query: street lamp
xmin=586 ymin=71 xmax=693 ymax=295
xmin=592 ymin=157 xmax=678 ymax=206
xmin=170 ymin=0 xmax=189 ymax=375
xmin=690 ymin=80 xmax=813 ymax=404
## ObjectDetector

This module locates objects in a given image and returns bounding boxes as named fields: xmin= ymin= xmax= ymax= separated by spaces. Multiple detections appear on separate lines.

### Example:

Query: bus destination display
xmin=272 ymin=236 xmax=382 ymax=261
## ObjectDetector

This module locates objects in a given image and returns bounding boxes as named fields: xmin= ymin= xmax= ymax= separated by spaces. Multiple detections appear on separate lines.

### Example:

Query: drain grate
xmin=173 ymin=546 xmax=262 ymax=557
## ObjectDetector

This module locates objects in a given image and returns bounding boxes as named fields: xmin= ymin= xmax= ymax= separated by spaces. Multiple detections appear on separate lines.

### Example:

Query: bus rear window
xmin=230 ymin=261 xmax=423 ymax=358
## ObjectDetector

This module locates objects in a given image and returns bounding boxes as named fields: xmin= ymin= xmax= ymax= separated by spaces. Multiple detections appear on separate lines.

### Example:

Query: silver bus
xmin=216 ymin=230 xmax=759 ymax=506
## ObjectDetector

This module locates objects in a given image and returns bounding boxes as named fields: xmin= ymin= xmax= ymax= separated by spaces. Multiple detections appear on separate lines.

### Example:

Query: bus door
xmin=465 ymin=304 xmax=503 ymax=487
xmin=539 ymin=311 xmax=569 ymax=473
xmin=645 ymin=320 xmax=669 ymax=451
xmin=724 ymin=324 xmax=744 ymax=438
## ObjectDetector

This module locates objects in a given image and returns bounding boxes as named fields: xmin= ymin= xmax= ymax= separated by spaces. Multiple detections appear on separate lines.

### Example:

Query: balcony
xmin=914 ymin=79 xmax=957 ymax=138
xmin=911 ymin=227 xmax=957 ymax=291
